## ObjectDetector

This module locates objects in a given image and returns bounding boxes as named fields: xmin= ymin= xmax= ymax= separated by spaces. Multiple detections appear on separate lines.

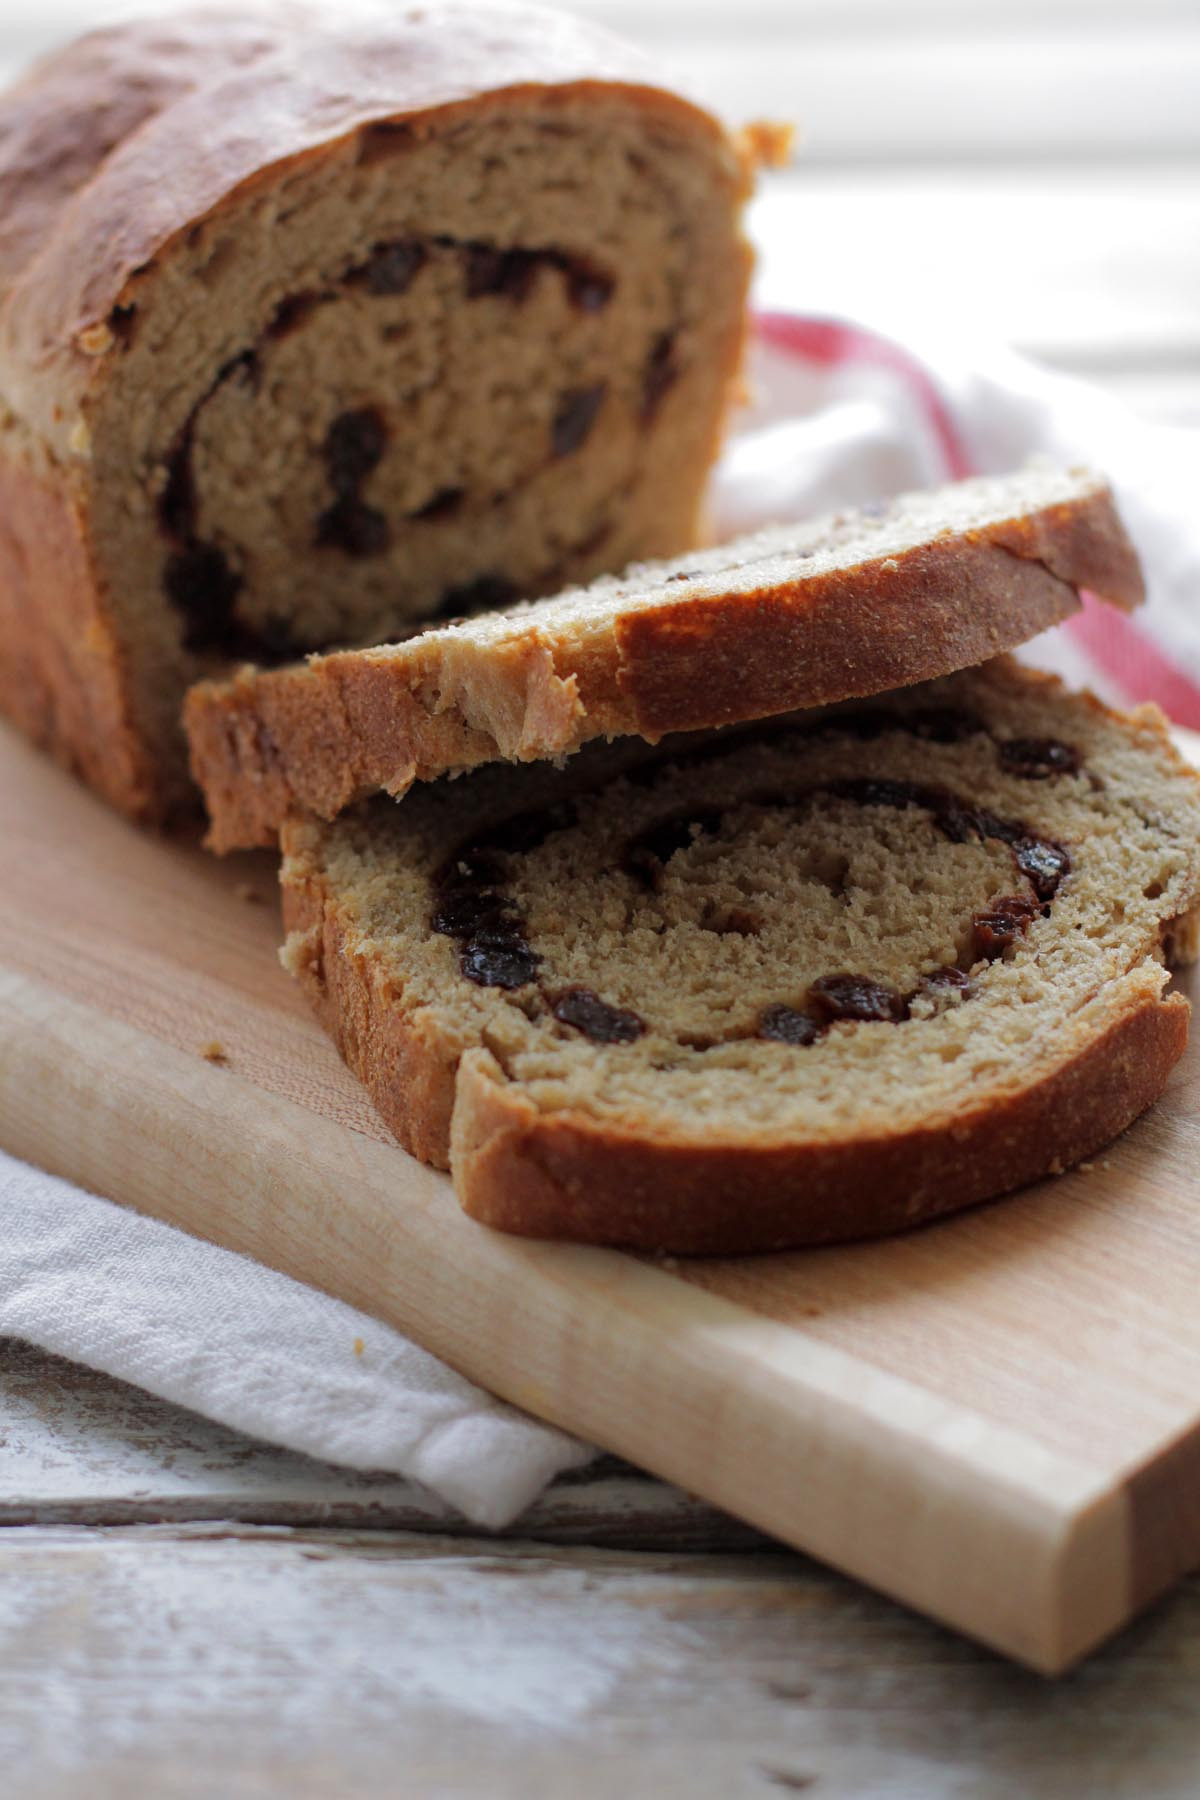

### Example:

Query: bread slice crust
xmin=189 ymin=466 xmax=1143 ymax=850
xmin=278 ymin=660 xmax=1200 ymax=1254
xmin=0 ymin=457 xmax=154 ymax=816
xmin=447 ymin=990 xmax=1188 ymax=1253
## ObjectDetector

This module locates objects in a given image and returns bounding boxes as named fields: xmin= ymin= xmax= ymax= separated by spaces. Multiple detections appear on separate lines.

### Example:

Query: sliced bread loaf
xmin=279 ymin=658 xmax=1200 ymax=1253
xmin=187 ymin=463 xmax=1142 ymax=849
xmin=0 ymin=3 xmax=752 ymax=820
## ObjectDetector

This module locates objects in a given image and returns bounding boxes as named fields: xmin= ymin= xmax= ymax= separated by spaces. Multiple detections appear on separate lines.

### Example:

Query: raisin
xmin=910 ymin=707 xmax=982 ymax=744
xmin=108 ymin=302 xmax=137 ymax=345
xmin=431 ymin=889 xmax=512 ymax=939
xmin=935 ymin=798 xmax=988 ymax=844
xmin=567 ymin=265 xmax=615 ymax=313
xmin=459 ymin=939 xmax=540 ymax=989
xmin=642 ymin=331 xmax=680 ymax=421
xmin=972 ymin=895 xmax=1039 ymax=959
xmin=757 ymin=1005 xmax=821 ymax=1046
xmin=465 ymin=245 xmax=540 ymax=301
xmin=552 ymin=384 xmax=607 ymax=458
xmin=554 ymin=987 xmax=644 ymax=1044
xmin=827 ymin=776 xmax=926 ymax=814
xmin=253 ymin=613 xmax=308 ymax=662
xmin=268 ymin=290 xmax=333 ymax=339
xmin=159 ymin=349 xmax=257 ymax=610
xmin=471 ymin=919 xmax=533 ymax=951
xmin=315 ymin=496 xmax=390 ymax=556
xmin=165 ymin=543 xmax=241 ymax=647
xmin=809 ymin=975 xmax=908 ymax=1023
xmin=435 ymin=574 xmax=519 ymax=618
xmin=325 ymin=408 xmax=387 ymax=494
xmin=159 ymin=444 xmax=195 ymax=542
xmin=413 ymin=486 xmax=465 ymax=521
xmin=361 ymin=239 xmax=427 ymax=296
xmin=999 ymin=737 xmax=1081 ymax=780
xmin=158 ymin=362 xmax=259 ymax=541
xmin=623 ymin=808 xmax=724 ymax=887
xmin=1014 ymin=836 xmax=1070 ymax=901
xmin=973 ymin=808 xmax=1023 ymax=846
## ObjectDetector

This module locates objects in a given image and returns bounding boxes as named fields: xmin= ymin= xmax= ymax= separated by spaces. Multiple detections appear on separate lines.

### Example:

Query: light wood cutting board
xmin=3 ymin=720 xmax=1200 ymax=1674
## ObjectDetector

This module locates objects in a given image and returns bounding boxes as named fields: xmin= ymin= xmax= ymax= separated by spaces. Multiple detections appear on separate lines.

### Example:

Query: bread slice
xmin=187 ymin=464 xmax=1142 ymax=850
xmin=278 ymin=658 xmax=1200 ymax=1253
xmin=0 ymin=3 xmax=753 ymax=821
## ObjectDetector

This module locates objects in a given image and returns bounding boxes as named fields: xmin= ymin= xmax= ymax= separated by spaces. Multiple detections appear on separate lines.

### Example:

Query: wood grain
xmin=6 ymin=1525 xmax=1200 ymax=1800
xmin=2 ymin=724 xmax=1200 ymax=1670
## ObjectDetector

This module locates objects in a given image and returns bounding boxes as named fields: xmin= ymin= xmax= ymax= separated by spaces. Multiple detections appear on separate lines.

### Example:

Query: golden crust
xmin=448 ymin=996 xmax=1188 ymax=1253
xmin=191 ymin=477 xmax=1144 ymax=851
xmin=0 ymin=458 xmax=155 ymax=817
xmin=283 ymin=855 xmax=458 ymax=1166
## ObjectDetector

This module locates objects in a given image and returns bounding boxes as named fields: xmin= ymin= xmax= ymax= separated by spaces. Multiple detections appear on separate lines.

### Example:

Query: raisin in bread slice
xmin=279 ymin=658 xmax=1200 ymax=1253
xmin=187 ymin=463 xmax=1142 ymax=850
xmin=0 ymin=2 xmax=753 ymax=822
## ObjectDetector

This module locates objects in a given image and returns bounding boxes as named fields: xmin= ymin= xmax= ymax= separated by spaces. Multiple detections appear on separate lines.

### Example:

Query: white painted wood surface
xmin=3 ymin=0 xmax=1200 ymax=1789
xmin=4 ymin=1527 xmax=1200 ymax=1800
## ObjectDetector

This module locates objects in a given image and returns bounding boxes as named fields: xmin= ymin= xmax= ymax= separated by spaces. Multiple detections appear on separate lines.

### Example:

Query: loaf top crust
xmin=186 ymin=462 xmax=1146 ymax=850
xmin=0 ymin=2 xmax=742 ymax=455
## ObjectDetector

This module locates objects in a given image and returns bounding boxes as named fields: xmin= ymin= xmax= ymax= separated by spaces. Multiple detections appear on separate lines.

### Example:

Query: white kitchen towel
xmin=0 ymin=1147 xmax=595 ymax=1526
xmin=4 ymin=301 xmax=1200 ymax=1525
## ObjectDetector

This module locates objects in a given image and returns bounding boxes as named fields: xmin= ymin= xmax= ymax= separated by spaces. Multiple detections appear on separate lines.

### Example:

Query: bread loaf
xmin=279 ymin=658 xmax=1200 ymax=1253
xmin=0 ymin=3 xmax=752 ymax=819
xmin=186 ymin=463 xmax=1143 ymax=849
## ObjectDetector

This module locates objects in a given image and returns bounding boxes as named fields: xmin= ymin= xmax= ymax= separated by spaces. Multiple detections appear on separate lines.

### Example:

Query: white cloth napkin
xmin=4 ymin=300 xmax=1200 ymax=1525
xmin=0 ymin=1147 xmax=594 ymax=1526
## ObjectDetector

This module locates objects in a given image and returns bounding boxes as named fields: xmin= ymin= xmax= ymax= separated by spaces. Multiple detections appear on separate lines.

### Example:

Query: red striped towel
xmin=711 ymin=311 xmax=1200 ymax=728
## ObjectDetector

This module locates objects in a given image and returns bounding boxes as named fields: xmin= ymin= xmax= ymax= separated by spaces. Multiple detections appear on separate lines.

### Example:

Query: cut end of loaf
xmin=0 ymin=4 xmax=753 ymax=821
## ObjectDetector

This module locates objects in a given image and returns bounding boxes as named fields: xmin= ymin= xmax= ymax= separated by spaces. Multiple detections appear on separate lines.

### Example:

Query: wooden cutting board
xmin=3 ymin=720 xmax=1200 ymax=1674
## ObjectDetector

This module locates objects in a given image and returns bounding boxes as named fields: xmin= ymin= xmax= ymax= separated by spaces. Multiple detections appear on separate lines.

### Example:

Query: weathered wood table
xmin=5 ymin=2 xmax=1200 ymax=1792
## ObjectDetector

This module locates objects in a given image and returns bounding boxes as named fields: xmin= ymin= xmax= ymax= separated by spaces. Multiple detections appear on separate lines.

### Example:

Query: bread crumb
xmin=1077 ymin=1161 xmax=1095 ymax=1173
xmin=739 ymin=119 xmax=795 ymax=170
xmin=78 ymin=322 xmax=114 ymax=355
xmin=353 ymin=1337 xmax=365 ymax=1357
xmin=201 ymin=1040 xmax=228 ymax=1064
xmin=235 ymin=882 xmax=264 ymax=905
